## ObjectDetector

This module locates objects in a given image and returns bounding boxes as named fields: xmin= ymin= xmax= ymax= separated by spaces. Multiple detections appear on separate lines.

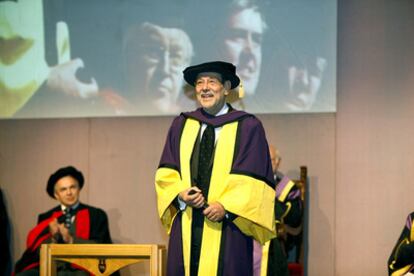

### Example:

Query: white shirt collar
xmin=215 ymin=103 xmax=229 ymax=117
xmin=61 ymin=201 xmax=80 ymax=212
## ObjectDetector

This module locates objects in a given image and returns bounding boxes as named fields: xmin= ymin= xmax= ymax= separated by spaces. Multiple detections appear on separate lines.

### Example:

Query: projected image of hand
xmin=47 ymin=21 xmax=98 ymax=99
xmin=47 ymin=58 xmax=98 ymax=99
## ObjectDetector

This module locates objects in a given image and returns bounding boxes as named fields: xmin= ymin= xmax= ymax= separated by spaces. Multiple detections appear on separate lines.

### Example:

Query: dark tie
xmin=197 ymin=125 xmax=215 ymax=197
xmin=64 ymin=208 xmax=72 ymax=229
xmin=191 ymin=124 xmax=215 ymax=276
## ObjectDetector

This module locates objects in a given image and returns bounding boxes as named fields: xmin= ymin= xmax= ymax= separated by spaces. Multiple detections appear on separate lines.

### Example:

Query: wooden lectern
xmin=39 ymin=244 xmax=166 ymax=276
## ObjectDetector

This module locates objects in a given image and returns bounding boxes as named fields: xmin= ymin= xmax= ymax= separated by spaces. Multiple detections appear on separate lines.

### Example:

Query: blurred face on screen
xmin=220 ymin=7 xmax=264 ymax=96
xmin=286 ymin=57 xmax=327 ymax=111
xmin=269 ymin=145 xmax=281 ymax=174
xmin=124 ymin=22 xmax=193 ymax=114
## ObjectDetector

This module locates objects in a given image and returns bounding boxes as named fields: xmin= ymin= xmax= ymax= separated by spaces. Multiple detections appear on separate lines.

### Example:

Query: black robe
xmin=14 ymin=203 xmax=113 ymax=274
xmin=388 ymin=212 xmax=414 ymax=275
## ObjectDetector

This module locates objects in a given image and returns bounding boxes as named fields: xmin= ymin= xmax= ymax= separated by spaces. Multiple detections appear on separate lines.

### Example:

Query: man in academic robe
xmin=14 ymin=166 xmax=116 ymax=275
xmin=155 ymin=61 xmax=276 ymax=276
xmin=0 ymin=188 xmax=11 ymax=276
xmin=253 ymin=145 xmax=303 ymax=276
xmin=388 ymin=212 xmax=414 ymax=276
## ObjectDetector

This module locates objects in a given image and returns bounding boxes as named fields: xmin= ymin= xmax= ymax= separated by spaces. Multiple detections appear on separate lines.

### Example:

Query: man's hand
xmin=203 ymin=202 xmax=226 ymax=222
xmin=48 ymin=218 xmax=73 ymax=243
xmin=179 ymin=187 xmax=205 ymax=209
xmin=48 ymin=218 xmax=60 ymax=237
xmin=57 ymin=223 xmax=74 ymax=244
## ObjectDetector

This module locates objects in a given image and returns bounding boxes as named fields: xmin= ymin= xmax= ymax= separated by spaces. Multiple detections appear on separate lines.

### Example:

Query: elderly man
xmin=155 ymin=61 xmax=276 ymax=276
xmin=14 ymin=166 xmax=116 ymax=275
xmin=253 ymin=145 xmax=303 ymax=276
xmin=123 ymin=22 xmax=194 ymax=115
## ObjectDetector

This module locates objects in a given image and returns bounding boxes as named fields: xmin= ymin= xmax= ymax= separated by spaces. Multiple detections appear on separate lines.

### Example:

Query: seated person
xmin=0 ymin=188 xmax=11 ymax=275
xmin=254 ymin=145 xmax=303 ymax=276
xmin=14 ymin=166 xmax=116 ymax=275
xmin=388 ymin=212 xmax=414 ymax=276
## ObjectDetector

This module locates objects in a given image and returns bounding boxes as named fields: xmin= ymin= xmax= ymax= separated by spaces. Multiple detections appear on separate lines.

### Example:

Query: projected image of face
xmin=124 ymin=22 xmax=193 ymax=114
xmin=285 ymin=57 xmax=327 ymax=111
xmin=1 ymin=1 xmax=335 ymax=118
xmin=220 ymin=7 xmax=265 ymax=96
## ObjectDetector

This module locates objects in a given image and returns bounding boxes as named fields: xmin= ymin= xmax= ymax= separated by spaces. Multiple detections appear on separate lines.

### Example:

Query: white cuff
xmin=177 ymin=196 xmax=187 ymax=211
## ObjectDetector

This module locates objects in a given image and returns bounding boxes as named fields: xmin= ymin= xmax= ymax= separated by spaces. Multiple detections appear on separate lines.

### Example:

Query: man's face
xmin=125 ymin=23 xmax=193 ymax=112
xmin=221 ymin=8 xmax=264 ymax=96
xmin=54 ymin=176 xmax=80 ymax=207
xmin=195 ymin=72 xmax=229 ymax=115
xmin=269 ymin=146 xmax=280 ymax=174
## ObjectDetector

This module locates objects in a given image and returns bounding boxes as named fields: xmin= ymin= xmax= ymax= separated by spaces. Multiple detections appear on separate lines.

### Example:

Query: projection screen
xmin=0 ymin=0 xmax=337 ymax=118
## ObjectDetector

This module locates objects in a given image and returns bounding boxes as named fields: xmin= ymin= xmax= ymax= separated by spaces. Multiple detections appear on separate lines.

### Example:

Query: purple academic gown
xmin=158 ymin=107 xmax=275 ymax=276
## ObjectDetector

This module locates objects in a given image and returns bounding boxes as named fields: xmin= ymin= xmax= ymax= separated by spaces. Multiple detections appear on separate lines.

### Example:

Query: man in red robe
xmin=14 ymin=166 xmax=116 ymax=275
